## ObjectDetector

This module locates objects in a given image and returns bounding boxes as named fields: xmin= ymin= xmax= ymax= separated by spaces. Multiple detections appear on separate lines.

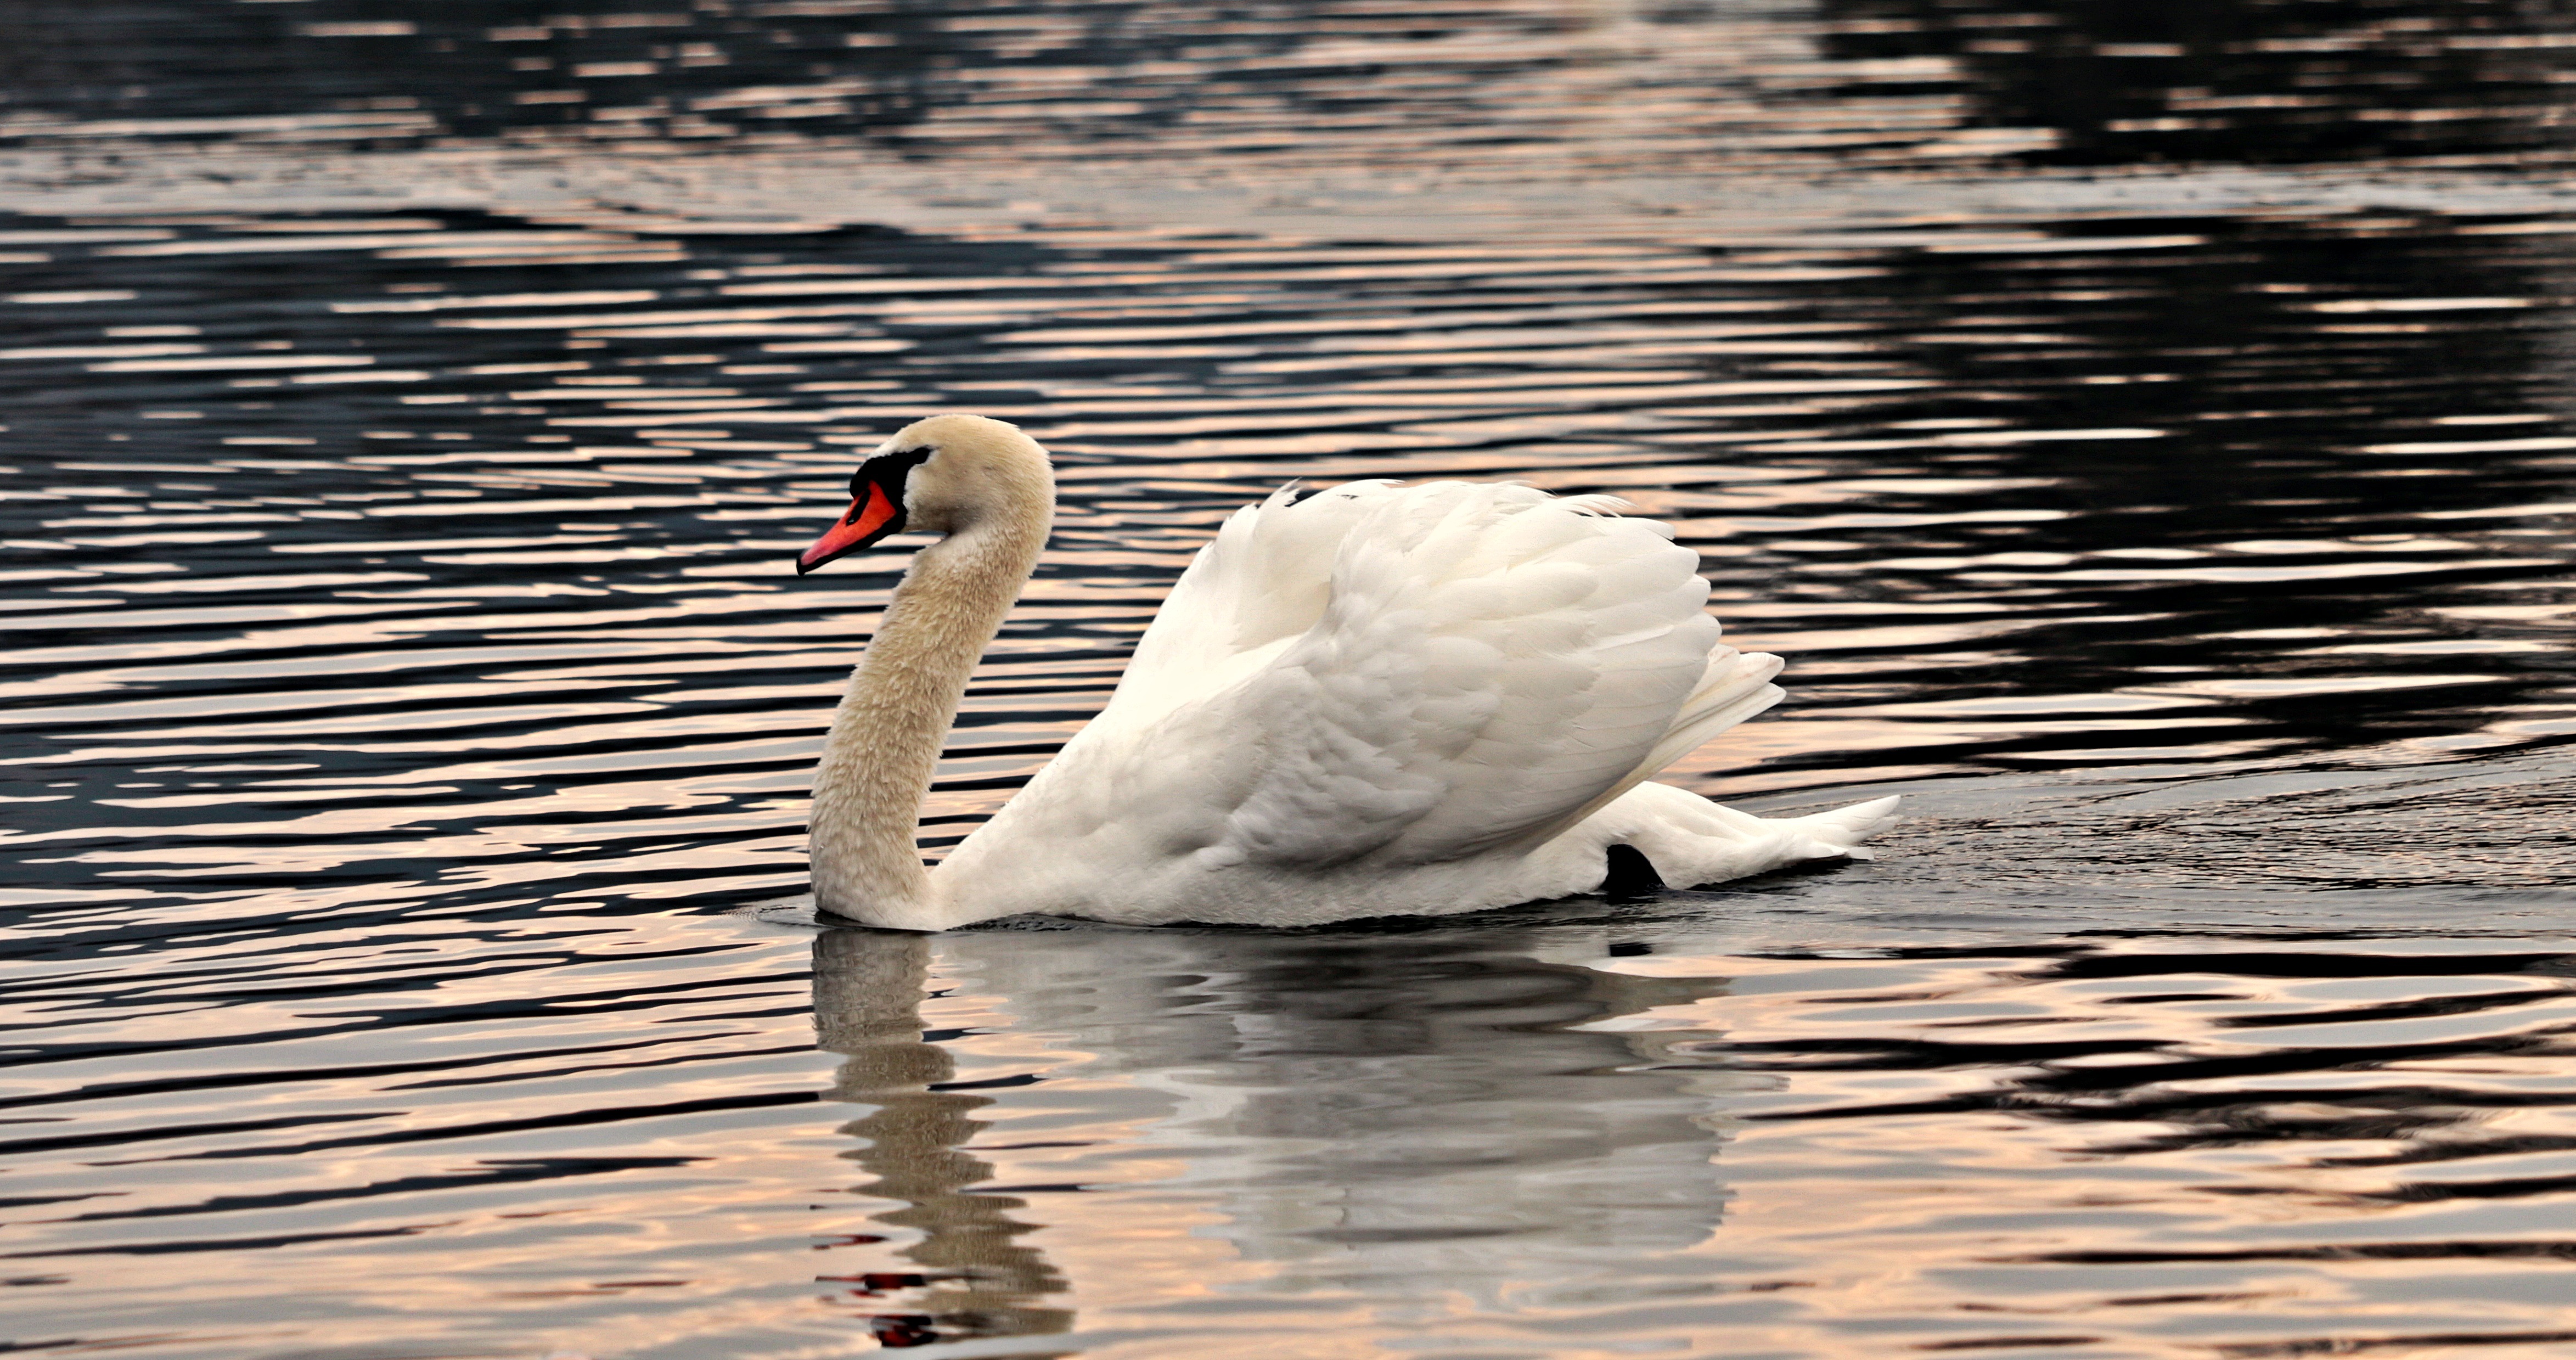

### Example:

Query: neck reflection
xmin=811 ymin=926 xmax=1072 ymax=1348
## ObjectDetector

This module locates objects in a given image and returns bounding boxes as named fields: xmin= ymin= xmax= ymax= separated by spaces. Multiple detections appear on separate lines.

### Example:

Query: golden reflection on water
xmin=778 ymin=920 xmax=2576 ymax=1359
xmin=11 ymin=2 xmax=2576 ymax=1355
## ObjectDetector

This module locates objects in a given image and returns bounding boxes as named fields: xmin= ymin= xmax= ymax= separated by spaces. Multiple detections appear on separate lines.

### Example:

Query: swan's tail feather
xmin=1776 ymin=794 xmax=1902 ymax=859
xmin=1518 ymin=647 xmax=1784 ymax=848
xmin=1657 ymin=649 xmax=1788 ymax=765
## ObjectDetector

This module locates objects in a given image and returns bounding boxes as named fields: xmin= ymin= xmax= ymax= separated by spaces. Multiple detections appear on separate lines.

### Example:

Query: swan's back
xmin=1039 ymin=481 xmax=1781 ymax=872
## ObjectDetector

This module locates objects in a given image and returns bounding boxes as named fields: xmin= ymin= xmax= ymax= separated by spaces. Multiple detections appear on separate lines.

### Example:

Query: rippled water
xmin=9 ymin=2 xmax=2576 ymax=1357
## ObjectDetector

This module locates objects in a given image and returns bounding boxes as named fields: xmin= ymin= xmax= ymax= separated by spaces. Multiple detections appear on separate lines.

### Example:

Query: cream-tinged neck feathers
xmin=806 ymin=415 xmax=1052 ymax=929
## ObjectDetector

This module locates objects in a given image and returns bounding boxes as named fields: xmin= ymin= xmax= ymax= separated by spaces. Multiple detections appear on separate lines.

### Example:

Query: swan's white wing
xmin=1142 ymin=481 xmax=1771 ymax=869
xmin=1105 ymin=481 xmax=1393 ymax=722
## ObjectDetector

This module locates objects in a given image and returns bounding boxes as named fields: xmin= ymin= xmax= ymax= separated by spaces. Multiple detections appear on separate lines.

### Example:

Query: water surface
xmin=5 ymin=3 xmax=2576 ymax=1357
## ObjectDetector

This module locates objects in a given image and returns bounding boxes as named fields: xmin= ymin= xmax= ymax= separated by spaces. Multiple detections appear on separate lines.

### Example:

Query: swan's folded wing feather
xmin=1106 ymin=482 xmax=1395 ymax=722
xmin=1177 ymin=481 xmax=1738 ymax=869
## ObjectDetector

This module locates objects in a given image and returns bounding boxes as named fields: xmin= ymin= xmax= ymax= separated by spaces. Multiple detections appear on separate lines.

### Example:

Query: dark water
xmin=8 ymin=3 xmax=2576 ymax=1357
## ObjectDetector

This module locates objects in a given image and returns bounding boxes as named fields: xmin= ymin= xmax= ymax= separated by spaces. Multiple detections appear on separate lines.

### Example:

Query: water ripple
xmin=8 ymin=5 xmax=2576 ymax=1356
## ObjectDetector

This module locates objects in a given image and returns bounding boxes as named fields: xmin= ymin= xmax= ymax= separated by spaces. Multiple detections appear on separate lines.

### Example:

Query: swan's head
xmin=796 ymin=413 xmax=1053 ymax=574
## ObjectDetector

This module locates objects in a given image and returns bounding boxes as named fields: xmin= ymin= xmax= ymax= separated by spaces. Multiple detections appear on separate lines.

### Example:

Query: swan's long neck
xmin=810 ymin=508 xmax=1048 ymax=928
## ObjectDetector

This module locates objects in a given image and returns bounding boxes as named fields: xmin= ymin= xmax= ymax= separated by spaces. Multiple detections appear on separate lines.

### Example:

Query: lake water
xmin=7 ymin=2 xmax=2576 ymax=1356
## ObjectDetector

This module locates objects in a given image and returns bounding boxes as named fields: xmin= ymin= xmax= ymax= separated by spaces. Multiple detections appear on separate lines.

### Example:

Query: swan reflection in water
xmin=809 ymin=917 xmax=1763 ymax=1346
xmin=812 ymin=928 xmax=1073 ymax=1348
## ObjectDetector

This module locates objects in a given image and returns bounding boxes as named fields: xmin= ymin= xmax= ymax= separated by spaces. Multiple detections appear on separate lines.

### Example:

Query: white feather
xmin=932 ymin=477 xmax=1897 ymax=926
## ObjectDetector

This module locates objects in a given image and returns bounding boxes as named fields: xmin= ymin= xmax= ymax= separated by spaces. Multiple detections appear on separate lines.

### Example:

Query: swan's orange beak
xmin=798 ymin=480 xmax=903 ymax=574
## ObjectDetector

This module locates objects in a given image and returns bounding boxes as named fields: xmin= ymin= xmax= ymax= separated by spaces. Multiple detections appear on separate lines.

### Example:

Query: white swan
xmin=795 ymin=414 xmax=1896 ymax=931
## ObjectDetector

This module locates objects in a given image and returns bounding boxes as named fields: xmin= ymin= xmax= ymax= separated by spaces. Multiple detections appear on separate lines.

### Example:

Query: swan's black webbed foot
xmin=1602 ymin=843 xmax=1664 ymax=900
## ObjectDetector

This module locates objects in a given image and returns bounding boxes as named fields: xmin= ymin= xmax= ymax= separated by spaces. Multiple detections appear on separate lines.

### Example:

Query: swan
xmin=794 ymin=413 xmax=1897 ymax=931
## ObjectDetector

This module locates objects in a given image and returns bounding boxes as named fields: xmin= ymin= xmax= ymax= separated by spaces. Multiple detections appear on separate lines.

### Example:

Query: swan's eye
xmin=848 ymin=444 xmax=937 ymax=500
